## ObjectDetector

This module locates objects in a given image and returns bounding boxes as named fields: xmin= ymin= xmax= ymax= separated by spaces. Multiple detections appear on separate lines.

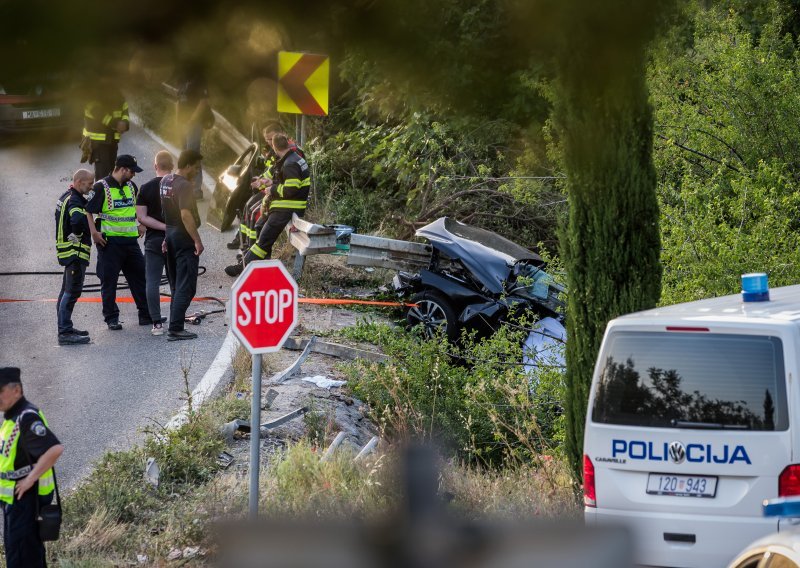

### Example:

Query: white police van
xmin=584 ymin=274 xmax=800 ymax=568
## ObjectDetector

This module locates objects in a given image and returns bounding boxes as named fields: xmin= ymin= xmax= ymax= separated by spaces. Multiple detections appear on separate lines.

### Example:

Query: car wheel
xmin=407 ymin=291 xmax=458 ymax=341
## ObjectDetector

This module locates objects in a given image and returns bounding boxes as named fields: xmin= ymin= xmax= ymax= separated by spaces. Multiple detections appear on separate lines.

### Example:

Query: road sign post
xmin=230 ymin=260 xmax=299 ymax=519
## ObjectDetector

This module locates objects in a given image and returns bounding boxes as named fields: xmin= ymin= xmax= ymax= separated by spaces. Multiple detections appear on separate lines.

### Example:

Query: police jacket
xmin=268 ymin=150 xmax=310 ymax=211
xmin=55 ymin=187 xmax=91 ymax=266
xmin=83 ymin=89 xmax=129 ymax=144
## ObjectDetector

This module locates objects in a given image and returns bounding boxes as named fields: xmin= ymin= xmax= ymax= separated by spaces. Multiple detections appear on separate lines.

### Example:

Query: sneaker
xmin=140 ymin=316 xmax=166 ymax=326
xmin=66 ymin=328 xmax=90 ymax=336
xmin=167 ymin=329 xmax=198 ymax=341
xmin=107 ymin=321 xmax=122 ymax=331
xmin=151 ymin=323 xmax=164 ymax=336
xmin=224 ymin=261 xmax=244 ymax=277
xmin=58 ymin=333 xmax=90 ymax=345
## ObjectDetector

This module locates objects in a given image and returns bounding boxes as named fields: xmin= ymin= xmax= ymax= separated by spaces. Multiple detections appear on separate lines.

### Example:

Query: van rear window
xmin=591 ymin=332 xmax=787 ymax=430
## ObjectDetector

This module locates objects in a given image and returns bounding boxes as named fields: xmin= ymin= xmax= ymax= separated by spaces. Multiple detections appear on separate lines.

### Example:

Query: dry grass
xmin=63 ymin=508 xmax=128 ymax=555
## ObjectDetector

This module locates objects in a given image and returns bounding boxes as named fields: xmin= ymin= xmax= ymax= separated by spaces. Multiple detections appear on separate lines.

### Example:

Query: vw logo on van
xmin=668 ymin=441 xmax=686 ymax=464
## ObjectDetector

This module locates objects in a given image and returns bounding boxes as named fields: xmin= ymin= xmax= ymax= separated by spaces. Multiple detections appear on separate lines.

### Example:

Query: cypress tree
xmin=553 ymin=1 xmax=667 ymax=480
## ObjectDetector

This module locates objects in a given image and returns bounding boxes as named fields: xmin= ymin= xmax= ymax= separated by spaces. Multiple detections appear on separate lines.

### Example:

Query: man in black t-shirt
xmin=136 ymin=151 xmax=174 ymax=336
xmin=160 ymin=149 xmax=204 ymax=341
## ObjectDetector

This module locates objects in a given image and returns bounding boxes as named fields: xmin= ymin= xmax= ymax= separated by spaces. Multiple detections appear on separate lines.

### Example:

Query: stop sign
xmin=230 ymin=260 xmax=298 ymax=354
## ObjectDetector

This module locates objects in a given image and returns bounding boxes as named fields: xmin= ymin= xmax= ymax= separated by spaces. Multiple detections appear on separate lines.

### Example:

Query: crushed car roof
xmin=415 ymin=217 xmax=542 ymax=294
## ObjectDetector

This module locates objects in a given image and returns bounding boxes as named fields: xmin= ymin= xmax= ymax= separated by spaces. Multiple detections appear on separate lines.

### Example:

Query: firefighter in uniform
xmin=224 ymin=130 xmax=305 ymax=276
xmin=0 ymin=367 xmax=63 ymax=568
xmin=85 ymin=155 xmax=151 ymax=330
xmin=55 ymin=169 xmax=94 ymax=345
xmin=82 ymin=85 xmax=130 ymax=180
xmin=241 ymin=134 xmax=310 ymax=265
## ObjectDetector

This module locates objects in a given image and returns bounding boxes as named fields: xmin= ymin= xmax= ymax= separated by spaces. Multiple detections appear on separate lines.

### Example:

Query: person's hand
xmin=250 ymin=178 xmax=262 ymax=190
xmin=194 ymin=240 xmax=204 ymax=256
xmin=92 ymin=232 xmax=106 ymax=247
xmin=138 ymin=225 xmax=146 ymax=238
xmin=116 ymin=120 xmax=129 ymax=133
xmin=161 ymin=240 xmax=167 ymax=254
xmin=14 ymin=476 xmax=35 ymax=499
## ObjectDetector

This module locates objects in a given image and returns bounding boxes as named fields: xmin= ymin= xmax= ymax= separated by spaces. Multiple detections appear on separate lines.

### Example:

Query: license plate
xmin=22 ymin=108 xmax=60 ymax=119
xmin=646 ymin=473 xmax=718 ymax=498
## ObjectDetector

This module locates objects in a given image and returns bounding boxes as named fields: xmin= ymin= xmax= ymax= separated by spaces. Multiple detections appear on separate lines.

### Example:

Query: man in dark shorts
xmin=160 ymin=150 xmax=204 ymax=341
xmin=136 ymin=150 xmax=174 ymax=335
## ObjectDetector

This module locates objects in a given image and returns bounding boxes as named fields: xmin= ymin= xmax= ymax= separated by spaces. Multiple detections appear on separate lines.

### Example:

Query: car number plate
xmin=646 ymin=473 xmax=718 ymax=498
xmin=22 ymin=108 xmax=60 ymax=119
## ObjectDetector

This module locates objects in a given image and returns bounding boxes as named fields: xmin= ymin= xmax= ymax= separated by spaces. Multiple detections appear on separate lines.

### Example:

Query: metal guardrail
xmin=347 ymin=233 xmax=431 ymax=272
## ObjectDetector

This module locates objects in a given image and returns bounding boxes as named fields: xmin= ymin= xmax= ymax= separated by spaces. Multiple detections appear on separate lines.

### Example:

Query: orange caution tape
xmin=0 ymin=296 xmax=411 ymax=307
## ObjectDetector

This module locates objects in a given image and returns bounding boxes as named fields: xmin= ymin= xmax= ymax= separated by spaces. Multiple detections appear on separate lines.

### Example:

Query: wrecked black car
xmin=394 ymin=218 xmax=565 ymax=340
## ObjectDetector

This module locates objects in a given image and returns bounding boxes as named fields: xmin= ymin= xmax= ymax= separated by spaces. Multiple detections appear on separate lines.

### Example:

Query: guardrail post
xmin=292 ymin=252 xmax=306 ymax=281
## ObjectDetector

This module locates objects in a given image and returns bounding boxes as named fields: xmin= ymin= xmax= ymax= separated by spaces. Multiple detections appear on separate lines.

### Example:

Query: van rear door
xmin=585 ymin=328 xmax=792 ymax=563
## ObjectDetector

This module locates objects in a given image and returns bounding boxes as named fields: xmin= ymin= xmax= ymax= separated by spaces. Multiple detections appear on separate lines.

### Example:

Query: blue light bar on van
xmin=763 ymin=497 xmax=800 ymax=518
xmin=742 ymin=273 xmax=770 ymax=302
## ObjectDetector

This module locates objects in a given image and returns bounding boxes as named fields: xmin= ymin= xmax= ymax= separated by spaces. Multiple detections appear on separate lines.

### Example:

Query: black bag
xmin=20 ymin=441 xmax=62 ymax=541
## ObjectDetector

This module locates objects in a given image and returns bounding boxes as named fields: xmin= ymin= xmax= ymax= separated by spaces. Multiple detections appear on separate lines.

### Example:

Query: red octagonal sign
xmin=230 ymin=260 xmax=298 ymax=354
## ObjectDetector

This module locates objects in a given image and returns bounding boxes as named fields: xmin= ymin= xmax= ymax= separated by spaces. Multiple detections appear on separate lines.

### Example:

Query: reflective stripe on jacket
xmin=269 ymin=151 xmax=310 ymax=211
xmin=0 ymin=409 xmax=55 ymax=505
xmin=83 ymin=98 xmax=129 ymax=143
xmin=99 ymin=179 xmax=138 ymax=237
xmin=55 ymin=189 xmax=91 ymax=266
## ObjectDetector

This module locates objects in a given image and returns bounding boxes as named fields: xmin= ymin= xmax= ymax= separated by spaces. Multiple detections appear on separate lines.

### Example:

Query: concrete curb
xmin=166 ymin=330 xmax=239 ymax=429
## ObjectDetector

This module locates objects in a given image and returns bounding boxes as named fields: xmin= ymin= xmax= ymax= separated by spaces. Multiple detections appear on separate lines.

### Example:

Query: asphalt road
xmin=0 ymin=125 xmax=239 ymax=489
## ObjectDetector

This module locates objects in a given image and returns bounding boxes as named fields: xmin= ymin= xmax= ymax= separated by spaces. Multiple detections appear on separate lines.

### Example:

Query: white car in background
xmin=727 ymin=498 xmax=800 ymax=568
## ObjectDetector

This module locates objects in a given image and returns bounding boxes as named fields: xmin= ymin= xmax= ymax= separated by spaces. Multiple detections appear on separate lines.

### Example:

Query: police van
xmin=584 ymin=274 xmax=800 ymax=568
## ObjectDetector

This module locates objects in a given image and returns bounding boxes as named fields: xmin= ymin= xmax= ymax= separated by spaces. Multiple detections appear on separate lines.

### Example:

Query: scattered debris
xmin=167 ymin=548 xmax=182 ymax=561
xmin=301 ymin=375 xmax=347 ymax=389
xmin=137 ymin=554 xmax=148 ymax=564
xmin=182 ymin=546 xmax=200 ymax=559
xmin=264 ymin=388 xmax=279 ymax=409
xmin=217 ymin=451 xmax=235 ymax=469
xmin=355 ymin=436 xmax=380 ymax=461
xmin=144 ymin=457 xmax=160 ymax=488
xmin=220 ymin=419 xmax=251 ymax=444
xmin=284 ymin=336 xmax=387 ymax=363
xmin=260 ymin=407 xmax=308 ymax=435
xmin=270 ymin=336 xmax=317 ymax=384
xmin=321 ymin=431 xmax=347 ymax=462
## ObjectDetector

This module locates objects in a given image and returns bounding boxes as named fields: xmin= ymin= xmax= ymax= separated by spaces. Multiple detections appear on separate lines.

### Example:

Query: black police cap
xmin=115 ymin=154 xmax=143 ymax=173
xmin=0 ymin=367 xmax=21 ymax=386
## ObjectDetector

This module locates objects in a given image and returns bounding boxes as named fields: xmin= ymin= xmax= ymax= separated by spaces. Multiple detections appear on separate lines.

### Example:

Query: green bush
xmin=342 ymin=319 xmax=566 ymax=466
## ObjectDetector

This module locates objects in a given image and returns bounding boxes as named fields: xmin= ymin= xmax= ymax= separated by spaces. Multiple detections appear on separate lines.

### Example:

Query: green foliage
xmin=342 ymin=318 xmax=566 ymax=467
xmin=651 ymin=1 xmax=800 ymax=305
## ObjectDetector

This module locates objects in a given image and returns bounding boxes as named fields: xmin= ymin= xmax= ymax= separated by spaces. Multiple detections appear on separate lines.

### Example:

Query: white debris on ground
xmin=224 ymin=304 xmax=386 ymax=470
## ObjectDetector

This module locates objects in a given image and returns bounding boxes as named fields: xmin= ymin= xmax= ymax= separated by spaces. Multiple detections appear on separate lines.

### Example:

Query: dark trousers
xmin=2 ymin=490 xmax=52 ymax=568
xmin=165 ymin=236 xmax=199 ymax=332
xmin=243 ymin=209 xmax=298 ymax=264
xmin=144 ymin=245 xmax=166 ymax=322
xmin=90 ymin=141 xmax=118 ymax=181
xmin=56 ymin=261 xmax=86 ymax=334
xmin=96 ymin=240 xmax=149 ymax=324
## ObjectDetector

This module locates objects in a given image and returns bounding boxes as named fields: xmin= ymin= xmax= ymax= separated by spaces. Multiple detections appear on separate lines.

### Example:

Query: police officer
xmin=55 ymin=169 xmax=94 ymax=345
xmin=0 ymin=367 xmax=63 ymax=568
xmin=242 ymin=134 xmax=310 ymax=265
xmin=85 ymin=155 xmax=151 ymax=330
xmin=82 ymin=84 xmax=130 ymax=181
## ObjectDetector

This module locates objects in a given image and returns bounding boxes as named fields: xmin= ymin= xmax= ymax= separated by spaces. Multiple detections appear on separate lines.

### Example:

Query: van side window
xmin=591 ymin=332 xmax=787 ymax=431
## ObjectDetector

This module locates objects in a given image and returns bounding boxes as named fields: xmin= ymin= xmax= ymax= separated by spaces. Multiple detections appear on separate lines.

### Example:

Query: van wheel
xmin=407 ymin=291 xmax=458 ymax=341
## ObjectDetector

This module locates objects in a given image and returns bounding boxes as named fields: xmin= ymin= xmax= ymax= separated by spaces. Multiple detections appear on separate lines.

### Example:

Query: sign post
xmin=230 ymin=260 xmax=299 ymax=518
